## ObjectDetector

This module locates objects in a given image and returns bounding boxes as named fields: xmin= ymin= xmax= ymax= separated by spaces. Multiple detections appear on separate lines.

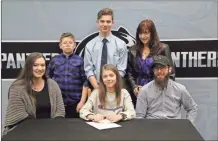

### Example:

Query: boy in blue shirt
xmin=47 ymin=32 xmax=88 ymax=118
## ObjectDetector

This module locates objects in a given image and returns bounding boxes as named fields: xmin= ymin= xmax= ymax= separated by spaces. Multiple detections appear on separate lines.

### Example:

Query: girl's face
xmin=102 ymin=69 xmax=117 ymax=91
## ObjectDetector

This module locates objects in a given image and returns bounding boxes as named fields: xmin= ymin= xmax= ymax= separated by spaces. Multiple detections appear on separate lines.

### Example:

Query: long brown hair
xmin=136 ymin=19 xmax=162 ymax=56
xmin=8 ymin=52 xmax=47 ymax=101
xmin=99 ymin=64 xmax=122 ymax=107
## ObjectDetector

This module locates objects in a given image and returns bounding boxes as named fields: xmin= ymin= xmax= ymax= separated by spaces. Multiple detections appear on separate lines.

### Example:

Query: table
xmin=2 ymin=118 xmax=204 ymax=141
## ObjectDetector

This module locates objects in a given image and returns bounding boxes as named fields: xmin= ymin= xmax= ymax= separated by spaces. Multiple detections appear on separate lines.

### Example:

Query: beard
xmin=154 ymin=73 xmax=170 ymax=88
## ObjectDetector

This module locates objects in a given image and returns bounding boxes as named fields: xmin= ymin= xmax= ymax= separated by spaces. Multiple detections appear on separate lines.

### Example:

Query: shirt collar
xmin=61 ymin=52 xmax=74 ymax=58
xmin=154 ymin=78 xmax=172 ymax=90
xmin=98 ymin=32 xmax=113 ymax=43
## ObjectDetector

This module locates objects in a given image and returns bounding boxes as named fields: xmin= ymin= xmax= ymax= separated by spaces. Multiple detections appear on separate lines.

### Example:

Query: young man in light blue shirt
xmin=84 ymin=8 xmax=128 ymax=89
xmin=136 ymin=55 xmax=198 ymax=124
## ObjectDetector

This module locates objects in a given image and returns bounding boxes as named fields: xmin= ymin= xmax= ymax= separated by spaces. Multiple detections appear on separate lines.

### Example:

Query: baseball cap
xmin=153 ymin=55 xmax=170 ymax=66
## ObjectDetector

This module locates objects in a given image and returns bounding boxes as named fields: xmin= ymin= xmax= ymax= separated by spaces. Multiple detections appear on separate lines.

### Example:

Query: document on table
xmin=86 ymin=119 xmax=122 ymax=130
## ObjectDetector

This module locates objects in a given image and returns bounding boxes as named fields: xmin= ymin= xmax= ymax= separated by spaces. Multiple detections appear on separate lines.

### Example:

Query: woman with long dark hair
xmin=3 ymin=52 xmax=65 ymax=134
xmin=127 ymin=19 xmax=175 ymax=105
xmin=80 ymin=64 xmax=135 ymax=122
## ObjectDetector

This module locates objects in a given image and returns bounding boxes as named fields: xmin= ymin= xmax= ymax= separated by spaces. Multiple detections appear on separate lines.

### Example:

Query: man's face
xmin=153 ymin=64 xmax=170 ymax=83
xmin=97 ymin=15 xmax=114 ymax=34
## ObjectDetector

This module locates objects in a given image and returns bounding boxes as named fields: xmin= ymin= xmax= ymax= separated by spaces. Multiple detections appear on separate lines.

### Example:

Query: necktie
xmin=101 ymin=38 xmax=108 ymax=68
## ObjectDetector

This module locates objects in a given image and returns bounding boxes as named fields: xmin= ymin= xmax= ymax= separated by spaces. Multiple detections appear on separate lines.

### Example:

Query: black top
xmin=33 ymin=81 xmax=51 ymax=118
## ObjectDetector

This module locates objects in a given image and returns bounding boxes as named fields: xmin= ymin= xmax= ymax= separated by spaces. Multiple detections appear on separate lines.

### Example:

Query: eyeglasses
xmin=153 ymin=66 xmax=168 ymax=71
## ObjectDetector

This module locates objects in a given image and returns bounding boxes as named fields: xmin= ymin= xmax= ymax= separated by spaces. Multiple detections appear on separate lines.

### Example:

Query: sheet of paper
xmin=86 ymin=119 xmax=122 ymax=130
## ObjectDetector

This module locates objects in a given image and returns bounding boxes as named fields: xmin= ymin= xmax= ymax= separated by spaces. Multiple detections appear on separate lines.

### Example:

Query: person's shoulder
xmin=47 ymin=78 xmax=58 ymax=86
xmin=129 ymin=44 xmax=137 ymax=54
xmin=160 ymin=42 xmax=169 ymax=49
xmin=10 ymin=80 xmax=25 ymax=89
xmin=111 ymin=35 xmax=126 ymax=45
xmin=71 ymin=54 xmax=84 ymax=61
xmin=121 ymin=89 xmax=132 ymax=98
xmin=141 ymin=80 xmax=155 ymax=92
xmin=129 ymin=44 xmax=137 ymax=50
xmin=50 ymin=54 xmax=62 ymax=62
xmin=9 ymin=80 xmax=26 ymax=97
xmin=90 ymin=89 xmax=100 ymax=98
xmin=169 ymin=79 xmax=186 ymax=91
xmin=86 ymin=36 xmax=99 ymax=48
xmin=121 ymin=88 xmax=129 ymax=95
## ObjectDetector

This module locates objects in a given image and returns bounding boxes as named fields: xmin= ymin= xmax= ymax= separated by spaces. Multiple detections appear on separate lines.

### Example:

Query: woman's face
xmin=102 ymin=69 xmax=117 ymax=90
xmin=139 ymin=29 xmax=151 ymax=45
xmin=32 ymin=57 xmax=46 ymax=79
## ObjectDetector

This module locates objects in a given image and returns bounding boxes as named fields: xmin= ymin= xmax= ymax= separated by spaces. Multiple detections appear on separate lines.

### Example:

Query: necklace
xmin=32 ymin=80 xmax=45 ymax=91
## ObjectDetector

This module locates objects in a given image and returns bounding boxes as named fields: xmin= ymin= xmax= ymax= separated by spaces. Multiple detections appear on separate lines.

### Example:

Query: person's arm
xmin=76 ymin=86 xmax=88 ymax=112
xmin=117 ymin=42 xmax=128 ymax=77
xmin=80 ymin=89 xmax=98 ymax=120
xmin=76 ymin=59 xmax=90 ymax=112
xmin=3 ymin=116 xmax=33 ymax=135
xmin=4 ymin=85 xmax=29 ymax=129
xmin=46 ymin=58 xmax=55 ymax=78
xmin=88 ymin=76 xmax=99 ymax=89
xmin=135 ymin=87 xmax=148 ymax=118
xmin=84 ymin=45 xmax=99 ymax=88
xmin=181 ymin=86 xmax=198 ymax=123
xmin=52 ymin=81 xmax=65 ymax=118
xmin=119 ymin=89 xmax=136 ymax=120
xmin=126 ymin=47 xmax=139 ymax=95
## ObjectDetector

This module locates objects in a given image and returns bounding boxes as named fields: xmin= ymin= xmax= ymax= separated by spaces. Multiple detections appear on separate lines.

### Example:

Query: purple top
xmin=135 ymin=56 xmax=154 ymax=86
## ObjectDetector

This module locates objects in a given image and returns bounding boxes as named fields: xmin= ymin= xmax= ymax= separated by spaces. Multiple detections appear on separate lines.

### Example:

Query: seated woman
xmin=127 ymin=19 xmax=175 ymax=106
xmin=80 ymin=64 xmax=136 ymax=122
xmin=3 ymin=52 xmax=65 ymax=134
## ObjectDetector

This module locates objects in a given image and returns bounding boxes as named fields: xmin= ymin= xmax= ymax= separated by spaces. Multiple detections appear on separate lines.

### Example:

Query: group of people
xmin=3 ymin=8 xmax=198 ymax=134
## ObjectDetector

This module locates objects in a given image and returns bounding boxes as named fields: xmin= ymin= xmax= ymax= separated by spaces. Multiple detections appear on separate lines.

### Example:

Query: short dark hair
xmin=59 ymin=32 xmax=75 ymax=42
xmin=97 ymin=8 xmax=114 ymax=20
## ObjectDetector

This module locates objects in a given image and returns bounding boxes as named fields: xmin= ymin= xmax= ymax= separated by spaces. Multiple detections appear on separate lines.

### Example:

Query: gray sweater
xmin=3 ymin=78 xmax=65 ymax=134
xmin=80 ymin=89 xmax=136 ymax=120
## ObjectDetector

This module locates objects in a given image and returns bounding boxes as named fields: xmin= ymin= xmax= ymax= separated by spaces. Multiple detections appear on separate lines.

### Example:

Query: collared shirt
xmin=136 ymin=79 xmax=198 ymax=123
xmin=84 ymin=33 xmax=128 ymax=82
xmin=47 ymin=53 xmax=88 ymax=105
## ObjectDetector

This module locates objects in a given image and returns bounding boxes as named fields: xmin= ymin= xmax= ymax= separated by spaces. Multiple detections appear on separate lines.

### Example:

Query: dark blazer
xmin=127 ymin=43 xmax=176 ymax=91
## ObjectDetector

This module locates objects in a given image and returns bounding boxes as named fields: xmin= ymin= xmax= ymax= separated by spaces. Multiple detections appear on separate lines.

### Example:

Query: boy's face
xmin=59 ymin=37 xmax=75 ymax=56
xmin=97 ymin=15 xmax=114 ymax=34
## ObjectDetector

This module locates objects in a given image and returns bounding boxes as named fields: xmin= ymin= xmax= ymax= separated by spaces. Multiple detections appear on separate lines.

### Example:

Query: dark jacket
xmin=127 ymin=43 xmax=176 ymax=91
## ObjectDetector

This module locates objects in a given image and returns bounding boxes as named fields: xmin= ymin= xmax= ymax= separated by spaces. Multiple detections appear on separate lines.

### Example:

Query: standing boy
xmin=47 ymin=33 xmax=88 ymax=118
xmin=84 ymin=8 xmax=128 ymax=89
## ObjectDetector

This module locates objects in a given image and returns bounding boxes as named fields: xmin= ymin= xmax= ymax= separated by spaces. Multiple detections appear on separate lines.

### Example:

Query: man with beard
xmin=135 ymin=55 xmax=198 ymax=123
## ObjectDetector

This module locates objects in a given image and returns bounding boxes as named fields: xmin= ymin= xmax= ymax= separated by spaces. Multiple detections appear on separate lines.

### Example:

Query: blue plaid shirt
xmin=47 ymin=53 xmax=88 ymax=105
